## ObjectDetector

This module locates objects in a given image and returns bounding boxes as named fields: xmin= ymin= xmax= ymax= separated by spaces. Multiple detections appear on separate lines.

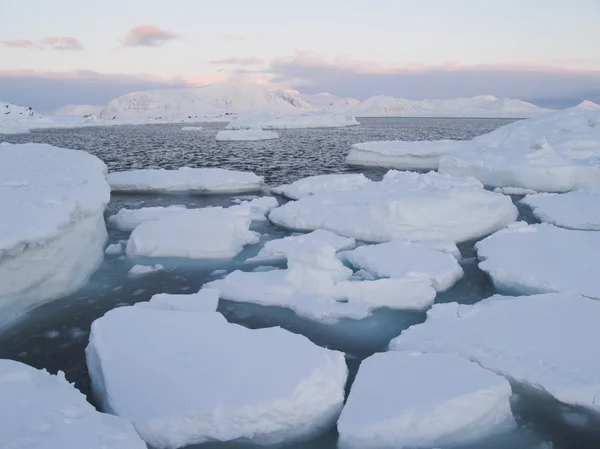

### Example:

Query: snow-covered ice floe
xmin=225 ymin=112 xmax=360 ymax=130
xmin=475 ymin=222 xmax=600 ymax=299
xmin=273 ymin=173 xmax=370 ymax=200
xmin=390 ymin=292 xmax=600 ymax=414
xmin=346 ymin=139 xmax=464 ymax=170
xmin=86 ymin=305 xmax=347 ymax=448
xmin=181 ymin=126 xmax=203 ymax=131
xmin=134 ymin=288 xmax=219 ymax=313
xmin=269 ymin=171 xmax=518 ymax=243
xmin=215 ymin=129 xmax=279 ymax=141
xmin=128 ymin=264 xmax=164 ymax=277
xmin=0 ymin=359 xmax=146 ymax=449
xmin=338 ymin=352 xmax=515 ymax=449
xmin=107 ymin=167 xmax=263 ymax=194
xmin=0 ymin=143 xmax=110 ymax=324
xmin=520 ymin=189 xmax=600 ymax=230
xmin=493 ymin=186 xmax=538 ymax=195
xmin=439 ymin=110 xmax=600 ymax=192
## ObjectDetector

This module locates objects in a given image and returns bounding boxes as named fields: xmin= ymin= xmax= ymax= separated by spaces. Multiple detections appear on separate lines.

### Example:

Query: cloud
xmin=267 ymin=52 xmax=600 ymax=108
xmin=209 ymin=57 xmax=265 ymax=66
xmin=122 ymin=25 xmax=179 ymax=47
xmin=223 ymin=34 xmax=246 ymax=42
xmin=2 ymin=37 xmax=83 ymax=51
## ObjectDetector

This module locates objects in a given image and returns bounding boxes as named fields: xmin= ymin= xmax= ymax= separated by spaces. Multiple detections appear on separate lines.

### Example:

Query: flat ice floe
xmin=225 ymin=112 xmax=360 ymax=130
xmin=134 ymin=288 xmax=219 ymax=313
xmin=0 ymin=359 xmax=145 ymax=449
xmin=215 ymin=129 xmax=279 ymax=141
xmin=475 ymin=222 xmax=600 ymax=299
xmin=272 ymin=173 xmax=370 ymax=200
xmin=439 ymin=110 xmax=600 ymax=192
xmin=338 ymin=352 xmax=515 ymax=449
xmin=346 ymin=139 xmax=463 ymax=170
xmin=128 ymin=264 xmax=164 ymax=277
xmin=107 ymin=166 xmax=263 ymax=193
xmin=86 ymin=306 xmax=347 ymax=448
xmin=390 ymin=292 xmax=600 ymax=414
xmin=269 ymin=171 xmax=518 ymax=243
xmin=181 ymin=126 xmax=203 ymax=131
xmin=520 ymin=189 xmax=600 ymax=230
xmin=0 ymin=143 xmax=110 ymax=324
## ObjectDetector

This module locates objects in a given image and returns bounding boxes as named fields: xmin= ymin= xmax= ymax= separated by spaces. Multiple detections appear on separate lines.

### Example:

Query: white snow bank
xmin=128 ymin=264 xmax=164 ymax=277
xmin=0 ymin=359 xmax=146 ymax=449
xmin=475 ymin=222 xmax=600 ymax=299
xmin=390 ymin=292 xmax=600 ymax=414
xmin=520 ymin=189 xmax=600 ymax=230
xmin=269 ymin=171 xmax=517 ymax=243
xmin=135 ymin=288 xmax=219 ymax=313
xmin=273 ymin=173 xmax=370 ymax=200
xmin=439 ymin=110 xmax=600 ymax=192
xmin=226 ymin=112 xmax=360 ymax=130
xmin=216 ymin=129 xmax=279 ymax=141
xmin=338 ymin=352 xmax=515 ymax=449
xmin=346 ymin=139 xmax=463 ymax=170
xmin=248 ymin=230 xmax=356 ymax=262
xmin=126 ymin=206 xmax=259 ymax=259
xmin=0 ymin=143 xmax=110 ymax=324
xmin=86 ymin=306 xmax=347 ymax=448
xmin=107 ymin=167 xmax=263 ymax=194
xmin=181 ymin=126 xmax=203 ymax=131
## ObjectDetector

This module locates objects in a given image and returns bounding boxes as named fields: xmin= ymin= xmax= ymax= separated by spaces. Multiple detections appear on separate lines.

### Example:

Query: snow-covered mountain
xmin=569 ymin=100 xmax=600 ymax=111
xmin=301 ymin=93 xmax=361 ymax=113
xmin=100 ymin=83 xmax=313 ymax=119
xmin=54 ymin=104 xmax=103 ymax=117
xmin=2 ymin=102 xmax=42 ymax=119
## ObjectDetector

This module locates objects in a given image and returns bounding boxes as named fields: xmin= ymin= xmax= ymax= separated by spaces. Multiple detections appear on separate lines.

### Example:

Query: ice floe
xmin=86 ymin=306 xmax=347 ymax=448
xmin=226 ymin=112 xmax=360 ymax=130
xmin=134 ymin=288 xmax=219 ymax=313
xmin=520 ymin=189 xmax=600 ymax=230
xmin=269 ymin=171 xmax=517 ymax=243
xmin=272 ymin=173 xmax=370 ymax=200
xmin=107 ymin=167 xmax=263 ymax=194
xmin=0 ymin=143 xmax=110 ymax=324
xmin=0 ymin=359 xmax=145 ymax=449
xmin=390 ymin=292 xmax=600 ymax=414
xmin=108 ymin=205 xmax=189 ymax=231
xmin=128 ymin=264 xmax=164 ymax=277
xmin=181 ymin=126 xmax=203 ymax=131
xmin=104 ymin=242 xmax=123 ymax=255
xmin=338 ymin=352 xmax=515 ymax=449
xmin=475 ymin=222 xmax=600 ymax=299
xmin=215 ymin=129 xmax=279 ymax=141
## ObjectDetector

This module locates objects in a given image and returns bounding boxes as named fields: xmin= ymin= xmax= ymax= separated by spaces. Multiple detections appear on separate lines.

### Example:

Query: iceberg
xmin=269 ymin=171 xmax=518 ymax=243
xmin=107 ymin=167 xmax=263 ymax=194
xmin=0 ymin=143 xmax=109 ymax=324
xmin=86 ymin=306 xmax=347 ymax=448
xmin=346 ymin=139 xmax=464 ymax=170
xmin=226 ymin=112 xmax=360 ymax=130
xmin=475 ymin=222 xmax=600 ymax=299
xmin=0 ymin=359 xmax=145 ymax=449
xmin=390 ymin=292 xmax=600 ymax=414
xmin=273 ymin=173 xmax=370 ymax=200
xmin=520 ymin=189 xmax=600 ymax=230
xmin=215 ymin=129 xmax=279 ymax=141
xmin=338 ymin=352 xmax=515 ymax=449
xmin=439 ymin=110 xmax=600 ymax=192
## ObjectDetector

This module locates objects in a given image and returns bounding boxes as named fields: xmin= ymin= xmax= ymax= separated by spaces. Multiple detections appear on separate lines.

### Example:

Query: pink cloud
xmin=209 ymin=57 xmax=265 ymax=66
xmin=2 ymin=37 xmax=82 ymax=51
xmin=122 ymin=25 xmax=180 ymax=47
xmin=2 ymin=39 xmax=36 ymax=49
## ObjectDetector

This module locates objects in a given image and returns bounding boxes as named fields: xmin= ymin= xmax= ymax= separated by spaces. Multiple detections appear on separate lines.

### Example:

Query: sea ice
xmin=475 ymin=222 xmax=600 ymax=299
xmin=390 ymin=292 xmax=600 ymax=414
xmin=225 ymin=112 xmax=360 ymax=130
xmin=215 ymin=129 xmax=279 ymax=141
xmin=493 ymin=187 xmax=538 ymax=195
xmin=86 ymin=306 xmax=347 ymax=448
xmin=520 ymin=189 xmax=600 ymax=230
xmin=0 ymin=143 xmax=110 ymax=324
xmin=272 ymin=173 xmax=370 ymax=200
xmin=0 ymin=359 xmax=146 ymax=449
xmin=269 ymin=171 xmax=517 ymax=243
xmin=128 ymin=264 xmax=164 ymax=277
xmin=181 ymin=126 xmax=203 ymax=131
xmin=338 ymin=352 xmax=515 ymax=449
xmin=107 ymin=167 xmax=263 ymax=194
xmin=134 ymin=288 xmax=219 ymax=313
xmin=439 ymin=110 xmax=600 ymax=192
xmin=108 ymin=205 xmax=189 ymax=231
xmin=346 ymin=139 xmax=463 ymax=170
xmin=104 ymin=242 xmax=123 ymax=255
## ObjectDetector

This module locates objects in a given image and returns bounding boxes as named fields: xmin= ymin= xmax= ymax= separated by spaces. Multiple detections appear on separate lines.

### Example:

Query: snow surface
xmin=520 ymin=189 xmax=600 ymax=230
xmin=181 ymin=126 xmax=204 ymax=131
xmin=134 ymin=288 xmax=219 ymax=313
xmin=0 ymin=143 xmax=110 ymax=324
xmin=269 ymin=171 xmax=518 ymax=243
xmin=569 ymin=100 xmax=600 ymax=111
xmin=390 ymin=292 xmax=600 ymax=414
xmin=225 ymin=112 xmax=360 ymax=130
xmin=128 ymin=264 xmax=164 ymax=277
xmin=86 ymin=306 xmax=347 ymax=448
xmin=475 ymin=222 xmax=600 ymax=299
xmin=273 ymin=173 xmax=370 ymax=200
xmin=346 ymin=139 xmax=464 ymax=170
xmin=107 ymin=167 xmax=263 ymax=194
xmin=0 ymin=359 xmax=146 ymax=449
xmin=338 ymin=352 xmax=515 ymax=449
xmin=215 ymin=129 xmax=279 ymax=141
xmin=439 ymin=110 xmax=600 ymax=192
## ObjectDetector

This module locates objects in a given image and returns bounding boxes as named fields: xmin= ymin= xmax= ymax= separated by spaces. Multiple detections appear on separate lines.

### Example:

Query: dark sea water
xmin=1 ymin=118 xmax=595 ymax=449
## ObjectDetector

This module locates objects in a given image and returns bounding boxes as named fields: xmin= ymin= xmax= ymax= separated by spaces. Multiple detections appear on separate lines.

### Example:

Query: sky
xmin=1 ymin=0 xmax=599 ymax=111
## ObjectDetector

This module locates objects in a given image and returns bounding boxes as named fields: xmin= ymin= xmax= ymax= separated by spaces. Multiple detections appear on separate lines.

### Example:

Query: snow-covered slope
xmin=301 ymin=93 xmax=361 ymax=112
xmin=54 ymin=104 xmax=103 ymax=116
xmin=569 ymin=100 xmax=600 ymax=111
xmin=1 ymin=101 xmax=41 ymax=119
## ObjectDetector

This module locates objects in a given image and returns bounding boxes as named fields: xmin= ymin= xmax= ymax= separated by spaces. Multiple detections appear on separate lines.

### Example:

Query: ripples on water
xmin=2 ymin=118 xmax=594 ymax=448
